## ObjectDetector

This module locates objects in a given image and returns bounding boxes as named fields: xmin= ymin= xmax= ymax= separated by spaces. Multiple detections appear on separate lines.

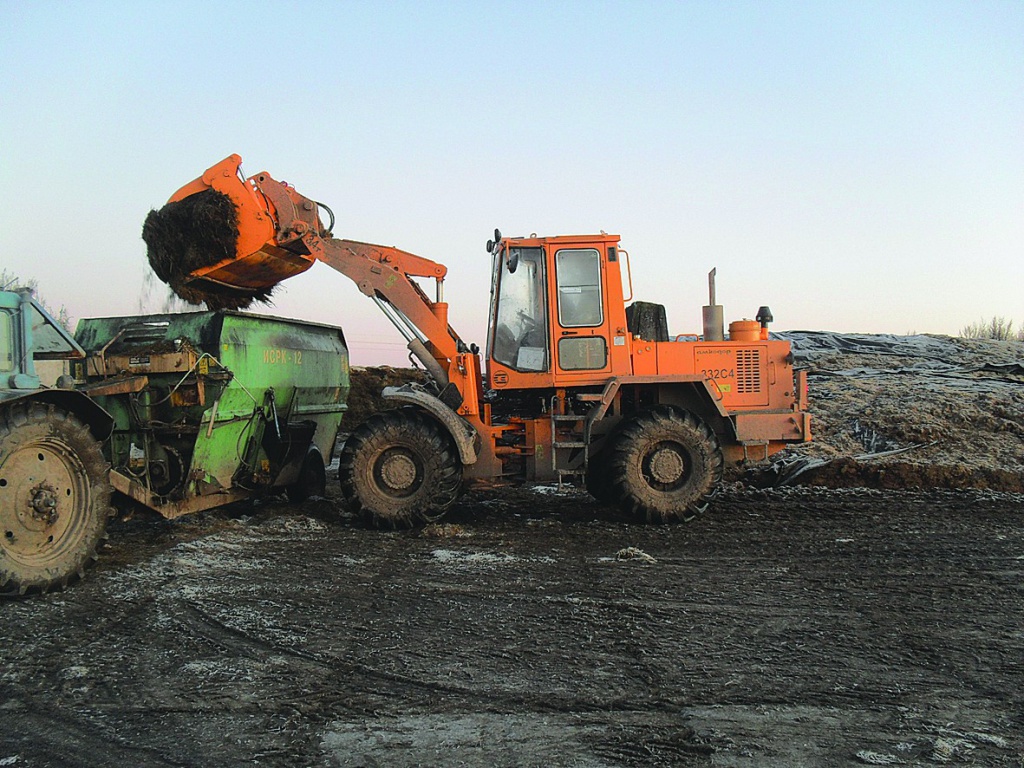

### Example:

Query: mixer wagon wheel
xmin=608 ymin=406 xmax=723 ymax=523
xmin=0 ymin=402 xmax=112 ymax=596
xmin=339 ymin=408 xmax=462 ymax=529
xmin=286 ymin=446 xmax=327 ymax=503
xmin=584 ymin=449 xmax=617 ymax=506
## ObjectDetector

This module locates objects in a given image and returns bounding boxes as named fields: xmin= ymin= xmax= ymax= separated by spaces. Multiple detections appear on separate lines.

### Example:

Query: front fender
xmin=381 ymin=384 xmax=479 ymax=466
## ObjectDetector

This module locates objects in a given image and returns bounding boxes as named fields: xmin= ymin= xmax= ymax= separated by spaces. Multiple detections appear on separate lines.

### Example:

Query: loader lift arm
xmin=316 ymin=238 xmax=461 ymax=384
xmin=149 ymin=155 xmax=491 ymax=525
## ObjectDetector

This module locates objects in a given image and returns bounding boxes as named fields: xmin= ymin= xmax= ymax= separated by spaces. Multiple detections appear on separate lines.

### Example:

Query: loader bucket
xmin=143 ymin=155 xmax=317 ymax=309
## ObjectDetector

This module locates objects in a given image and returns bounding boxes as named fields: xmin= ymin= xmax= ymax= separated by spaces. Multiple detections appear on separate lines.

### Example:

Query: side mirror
xmin=506 ymin=247 xmax=519 ymax=274
xmin=486 ymin=228 xmax=502 ymax=255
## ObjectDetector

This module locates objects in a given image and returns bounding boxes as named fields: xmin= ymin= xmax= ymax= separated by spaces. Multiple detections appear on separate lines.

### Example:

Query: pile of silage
xmin=762 ymin=331 xmax=1024 ymax=492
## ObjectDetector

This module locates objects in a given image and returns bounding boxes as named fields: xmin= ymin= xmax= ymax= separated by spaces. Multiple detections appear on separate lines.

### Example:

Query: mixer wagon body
xmin=75 ymin=310 xmax=349 ymax=518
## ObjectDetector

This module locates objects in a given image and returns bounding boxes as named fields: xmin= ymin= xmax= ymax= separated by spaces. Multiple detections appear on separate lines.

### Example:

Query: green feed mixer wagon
xmin=74 ymin=310 xmax=350 ymax=519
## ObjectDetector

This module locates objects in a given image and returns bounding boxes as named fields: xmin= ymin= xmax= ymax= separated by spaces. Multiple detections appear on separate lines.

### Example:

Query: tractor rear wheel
xmin=608 ymin=406 xmax=723 ymax=523
xmin=0 ymin=402 xmax=112 ymax=595
xmin=339 ymin=409 xmax=462 ymax=528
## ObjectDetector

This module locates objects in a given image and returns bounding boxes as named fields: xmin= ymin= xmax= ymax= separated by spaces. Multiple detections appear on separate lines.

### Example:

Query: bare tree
xmin=0 ymin=269 xmax=72 ymax=330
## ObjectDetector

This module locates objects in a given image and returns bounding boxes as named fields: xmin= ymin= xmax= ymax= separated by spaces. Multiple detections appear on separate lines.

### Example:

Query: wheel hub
xmin=29 ymin=483 xmax=60 ymax=526
xmin=378 ymin=451 xmax=418 ymax=492
xmin=0 ymin=440 xmax=82 ymax=560
xmin=648 ymin=445 xmax=686 ymax=485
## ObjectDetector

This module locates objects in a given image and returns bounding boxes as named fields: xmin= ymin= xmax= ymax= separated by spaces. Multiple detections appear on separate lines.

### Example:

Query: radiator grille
xmin=735 ymin=348 xmax=762 ymax=393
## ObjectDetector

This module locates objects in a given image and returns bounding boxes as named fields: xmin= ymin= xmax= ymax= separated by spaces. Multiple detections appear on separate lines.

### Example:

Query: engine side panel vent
xmin=736 ymin=348 xmax=762 ymax=393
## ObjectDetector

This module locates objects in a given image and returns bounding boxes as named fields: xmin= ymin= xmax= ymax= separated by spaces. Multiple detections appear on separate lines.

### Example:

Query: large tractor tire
xmin=0 ymin=402 xmax=112 ymax=595
xmin=339 ymin=408 xmax=462 ymax=528
xmin=607 ymin=406 xmax=723 ymax=523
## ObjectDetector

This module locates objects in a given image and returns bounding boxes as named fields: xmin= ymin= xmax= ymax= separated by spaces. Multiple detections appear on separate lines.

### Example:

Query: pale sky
xmin=2 ymin=1 xmax=1021 ymax=365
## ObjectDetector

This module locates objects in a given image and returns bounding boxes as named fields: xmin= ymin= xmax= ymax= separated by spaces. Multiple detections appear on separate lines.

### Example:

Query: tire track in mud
xmin=0 ymin=702 xmax=187 ymax=767
xmin=171 ymin=598 xmax=689 ymax=717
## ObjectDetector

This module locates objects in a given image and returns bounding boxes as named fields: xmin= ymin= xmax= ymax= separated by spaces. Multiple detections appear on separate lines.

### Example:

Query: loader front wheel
xmin=0 ymin=403 xmax=112 ymax=595
xmin=339 ymin=409 xmax=462 ymax=528
xmin=608 ymin=406 xmax=723 ymax=523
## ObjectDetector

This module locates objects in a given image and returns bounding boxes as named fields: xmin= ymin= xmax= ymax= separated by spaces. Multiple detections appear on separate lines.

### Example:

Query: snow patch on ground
xmin=100 ymin=532 xmax=273 ymax=602
xmin=429 ymin=549 xmax=557 ymax=568
xmin=431 ymin=549 xmax=519 ymax=566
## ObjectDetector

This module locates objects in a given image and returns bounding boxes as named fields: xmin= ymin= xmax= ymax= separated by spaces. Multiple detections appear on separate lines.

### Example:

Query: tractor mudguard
xmin=0 ymin=389 xmax=113 ymax=442
xmin=381 ymin=383 xmax=479 ymax=465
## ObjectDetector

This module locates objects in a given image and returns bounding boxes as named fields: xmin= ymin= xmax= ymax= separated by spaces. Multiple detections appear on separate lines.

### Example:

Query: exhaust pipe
xmin=702 ymin=268 xmax=724 ymax=341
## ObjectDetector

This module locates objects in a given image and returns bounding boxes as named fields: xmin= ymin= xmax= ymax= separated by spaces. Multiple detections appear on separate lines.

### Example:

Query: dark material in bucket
xmin=142 ymin=190 xmax=273 ymax=310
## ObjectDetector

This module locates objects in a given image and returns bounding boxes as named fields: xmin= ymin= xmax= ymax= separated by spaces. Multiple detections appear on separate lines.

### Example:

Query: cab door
xmin=0 ymin=304 xmax=14 ymax=375
xmin=551 ymin=246 xmax=613 ymax=384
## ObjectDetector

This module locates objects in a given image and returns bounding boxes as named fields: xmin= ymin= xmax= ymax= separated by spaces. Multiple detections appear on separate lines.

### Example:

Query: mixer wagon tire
xmin=607 ymin=406 xmax=723 ymax=523
xmin=584 ymin=449 xmax=617 ymax=506
xmin=339 ymin=409 xmax=462 ymax=529
xmin=286 ymin=447 xmax=327 ymax=503
xmin=0 ymin=402 xmax=112 ymax=596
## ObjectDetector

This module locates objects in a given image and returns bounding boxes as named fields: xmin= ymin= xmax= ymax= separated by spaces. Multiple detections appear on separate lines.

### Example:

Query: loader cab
xmin=486 ymin=233 xmax=631 ymax=392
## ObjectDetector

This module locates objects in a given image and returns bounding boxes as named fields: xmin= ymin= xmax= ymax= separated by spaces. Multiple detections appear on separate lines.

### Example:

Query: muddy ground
xmin=2 ymin=477 xmax=1023 ymax=767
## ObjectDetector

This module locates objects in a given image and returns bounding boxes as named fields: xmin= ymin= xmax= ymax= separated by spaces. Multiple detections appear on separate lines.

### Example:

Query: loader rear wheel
xmin=0 ymin=403 xmax=112 ymax=595
xmin=339 ymin=409 xmax=462 ymax=529
xmin=608 ymin=406 xmax=723 ymax=523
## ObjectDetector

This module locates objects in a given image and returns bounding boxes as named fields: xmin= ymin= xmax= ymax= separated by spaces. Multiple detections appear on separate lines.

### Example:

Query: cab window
xmin=490 ymin=247 xmax=549 ymax=372
xmin=0 ymin=311 xmax=13 ymax=372
xmin=558 ymin=336 xmax=607 ymax=370
xmin=555 ymin=248 xmax=602 ymax=327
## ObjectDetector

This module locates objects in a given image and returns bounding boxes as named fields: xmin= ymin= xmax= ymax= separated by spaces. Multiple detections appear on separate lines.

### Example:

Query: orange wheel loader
xmin=143 ymin=154 xmax=811 ymax=527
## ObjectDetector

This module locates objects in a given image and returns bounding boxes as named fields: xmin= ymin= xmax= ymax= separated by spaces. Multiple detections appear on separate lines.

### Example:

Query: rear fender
xmin=0 ymin=389 xmax=113 ymax=441
xmin=584 ymin=376 xmax=733 ymax=451
xmin=655 ymin=380 xmax=735 ymax=442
